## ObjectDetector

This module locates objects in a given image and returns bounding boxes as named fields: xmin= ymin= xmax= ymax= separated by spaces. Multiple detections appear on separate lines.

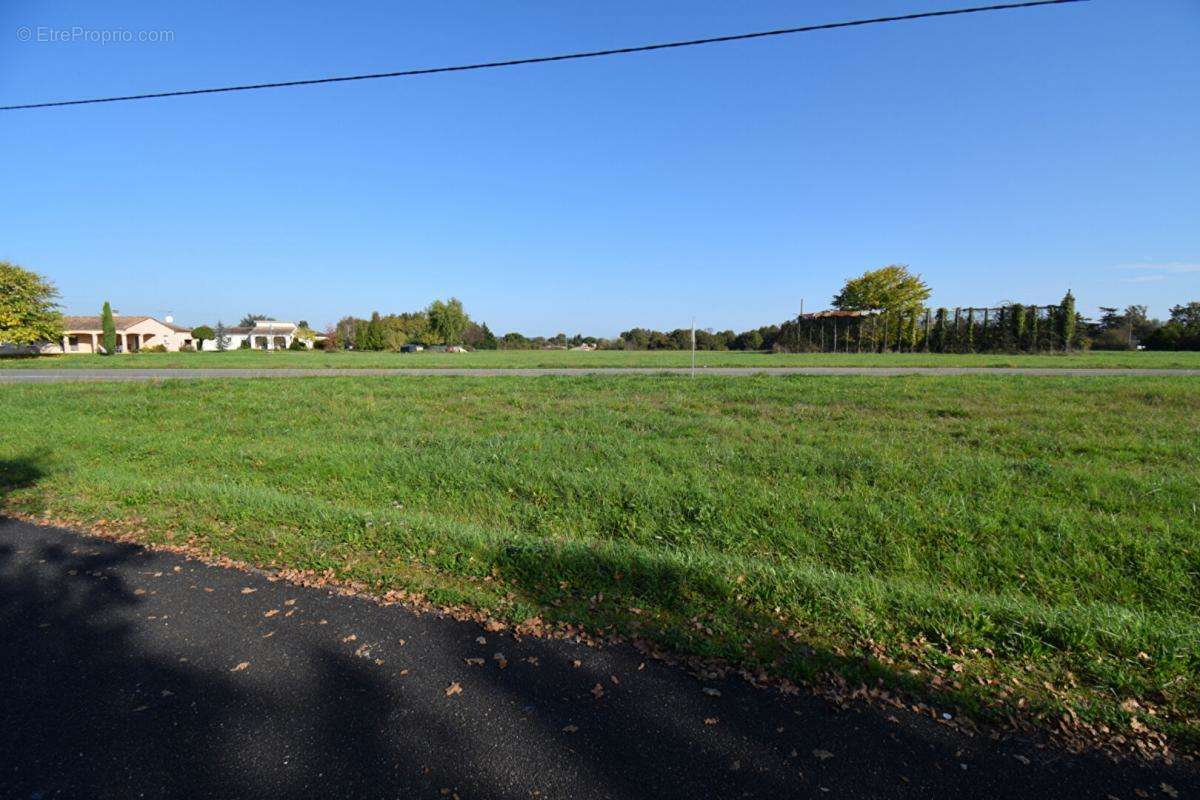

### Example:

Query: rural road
xmin=2 ymin=518 xmax=1195 ymax=799
xmin=2 ymin=367 xmax=1199 ymax=382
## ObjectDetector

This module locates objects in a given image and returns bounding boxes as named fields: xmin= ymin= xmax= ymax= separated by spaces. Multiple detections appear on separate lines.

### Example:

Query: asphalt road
xmin=1 ymin=518 xmax=1195 ymax=799
xmin=2 ymin=366 xmax=1199 ymax=382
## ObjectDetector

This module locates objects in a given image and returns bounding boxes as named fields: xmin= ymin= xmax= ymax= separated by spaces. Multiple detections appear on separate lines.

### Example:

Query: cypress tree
xmin=354 ymin=320 xmax=370 ymax=351
xmin=100 ymin=301 xmax=117 ymax=354
xmin=965 ymin=308 xmax=976 ymax=353
xmin=1028 ymin=306 xmax=1039 ymax=352
xmin=1010 ymin=303 xmax=1025 ymax=348
xmin=1058 ymin=290 xmax=1076 ymax=352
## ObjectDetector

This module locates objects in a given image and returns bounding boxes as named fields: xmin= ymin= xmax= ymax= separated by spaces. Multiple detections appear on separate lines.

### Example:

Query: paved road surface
xmin=2 ymin=518 xmax=1194 ymax=799
xmin=2 ymin=366 xmax=1199 ymax=382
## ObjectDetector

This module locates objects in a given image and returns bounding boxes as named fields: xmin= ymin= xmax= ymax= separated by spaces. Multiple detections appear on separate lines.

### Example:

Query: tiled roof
xmin=61 ymin=315 xmax=151 ymax=331
xmin=60 ymin=315 xmax=192 ymax=333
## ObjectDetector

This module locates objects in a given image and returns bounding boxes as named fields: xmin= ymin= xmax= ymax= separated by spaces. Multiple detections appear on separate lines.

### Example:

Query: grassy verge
xmin=3 ymin=349 xmax=1200 ymax=369
xmin=2 ymin=375 xmax=1197 ymax=750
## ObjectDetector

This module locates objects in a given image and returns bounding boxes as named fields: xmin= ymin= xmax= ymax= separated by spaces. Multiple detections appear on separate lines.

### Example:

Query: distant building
xmin=48 ymin=315 xmax=193 ymax=353
xmin=211 ymin=320 xmax=310 ymax=350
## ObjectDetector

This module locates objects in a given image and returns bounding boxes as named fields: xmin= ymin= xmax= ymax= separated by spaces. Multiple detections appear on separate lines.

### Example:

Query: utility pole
xmin=691 ymin=317 xmax=696 ymax=378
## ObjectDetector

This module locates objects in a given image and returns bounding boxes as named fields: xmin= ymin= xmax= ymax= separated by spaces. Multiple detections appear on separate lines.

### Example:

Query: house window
xmin=68 ymin=336 xmax=79 ymax=352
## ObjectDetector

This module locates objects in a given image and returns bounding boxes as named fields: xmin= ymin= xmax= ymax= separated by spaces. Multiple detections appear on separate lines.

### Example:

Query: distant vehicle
xmin=400 ymin=344 xmax=424 ymax=353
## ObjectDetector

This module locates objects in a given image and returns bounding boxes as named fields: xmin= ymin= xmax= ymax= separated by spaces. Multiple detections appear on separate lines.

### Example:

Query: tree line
xmin=4 ymin=260 xmax=1200 ymax=353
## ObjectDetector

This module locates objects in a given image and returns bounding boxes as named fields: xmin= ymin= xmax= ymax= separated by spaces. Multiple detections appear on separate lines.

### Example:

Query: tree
xmin=215 ymin=321 xmax=230 ymax=352
xmin=1143 ymin=302 xmax=1200 ymax=351
xmin=926 ymin=309 xmax=945 ymax=352
xmin=365 ymin=312 xmax=385 ymax=351
xmin=1057 ymin=291 xmax=1076 ymax=352
xmin=191 ymin=325 xmax=214 ymax=351
xmin=239 ymin=314 xmax=269 ymax=327
xmin=101 ymin=301 xmax=117 ymax=354
xmin=832 ymin=264 xmax=931 ymax=314
xmin=0 ymin=262 xmax=62 ymax=347
xmin=427 ymin=298 xmax=469 ymax=345
xmin=1009 ymin=303 xmax=1026 ymax=348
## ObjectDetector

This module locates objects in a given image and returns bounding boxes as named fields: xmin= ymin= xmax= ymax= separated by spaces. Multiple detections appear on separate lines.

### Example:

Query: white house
xmin=207 ymin=320 xmax=311 ymax=350
xmin=44 ymin=315 xmax=194 ymax=353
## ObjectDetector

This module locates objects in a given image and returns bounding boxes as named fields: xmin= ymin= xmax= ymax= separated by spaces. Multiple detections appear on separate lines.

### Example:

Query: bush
xmin=142 ymin=344 xmax=168 ymax=353
xmin=288 ymin=337 xmax=308 ymax=351
xmin=238 ymin=339 xmax=251 ymax=349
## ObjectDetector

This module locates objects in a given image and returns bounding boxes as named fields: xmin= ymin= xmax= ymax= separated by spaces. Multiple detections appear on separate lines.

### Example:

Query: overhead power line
xmin=2 ymin=0 xmax=1087 ymax=111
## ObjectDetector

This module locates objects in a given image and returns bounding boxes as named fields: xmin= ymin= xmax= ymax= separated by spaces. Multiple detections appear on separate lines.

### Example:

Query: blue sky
xmin=2 ymin=0 xmax=1197 ymax=334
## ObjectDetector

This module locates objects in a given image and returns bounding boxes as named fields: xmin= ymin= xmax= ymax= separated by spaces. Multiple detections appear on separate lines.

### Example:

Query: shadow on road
xmin=0 ymin=509 xmax=1193 ymax=798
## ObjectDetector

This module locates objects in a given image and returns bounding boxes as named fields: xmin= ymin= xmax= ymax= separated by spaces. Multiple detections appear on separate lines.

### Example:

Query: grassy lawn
xmin=3 ymin=348 xmax=1200 ymax=369
xmin=2 ymin=375 xmax=1197 ymax=749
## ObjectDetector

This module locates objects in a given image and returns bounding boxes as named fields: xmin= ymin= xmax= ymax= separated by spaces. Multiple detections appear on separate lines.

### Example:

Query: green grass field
xmin=4 ymin=348 xmax=1200 ymax=369
xmin=2 ymin=375 xmax=1197 ymax=748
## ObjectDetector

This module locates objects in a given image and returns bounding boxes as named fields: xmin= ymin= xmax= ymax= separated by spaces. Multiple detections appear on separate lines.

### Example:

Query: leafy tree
xmin=1058 ymin=290 xmax=1076 ymax=351
xmin=239 ymin=314 xmax=269 ymax=327
xmin=215 ymin=321 xmax=230 ymax=352
xmin=1143 ymin=302 xmax=1200 ymax=351
xmin=365 ymin=312 xmax=385 ymax=351
xmin=0 ymin=262 xmax=62 ymax=346
xmin=101 ymin=301 xmax=117 ymax=354
xmin=832 ymin=264 xmax=931 ymax=314
xmin=191 ymin=325 xmax=214 ymax=351
xmin=427 ymin=298 xmax=469 ymax=345
xmin=465 ymin=322 xmax=498 ymax=350
xmin=354 ymin=319 xmax=370 ymax=351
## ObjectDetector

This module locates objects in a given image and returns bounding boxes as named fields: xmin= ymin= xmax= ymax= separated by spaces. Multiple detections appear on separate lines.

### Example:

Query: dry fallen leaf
xmin=571 ymin=660 xmax=582 ymax=668
xmin=812 ymin=749 xmax=834 ymax=761
xmin=284 ymin=599 xmax=296 ymax=606
xmin=475 ymin=636 xmax=487 ymax=645
xmin=494 ymin=653 xmax=508 ymax=669
xmin=591 ymin=683 xmax=605 ymax=700
xmin=445 ymin=682 xmax=463 ymax=697
xmin=264 ymin=609 xmax=279 ymax=618
xmin=231 ymin=662 xmax=250 ymax=672
xmin=342 ymin=634 xmax=357 ymax=643
xmin=240 ymin=588 xmax=256 ymax=594
xmin=1161 ymin=783 xmax=1179 ymax=799
xmin=704 ymin=718 xmax=719 ymax=726
xmin=133 ymin=589 xmax=146 ymax=596
xmin=464 ymin=658 xmax=485 ymax=666
xmin=702 ymin=688 xmax=722 ymax=697
xmin=562 ymin=724 xmax=579 ymax=733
